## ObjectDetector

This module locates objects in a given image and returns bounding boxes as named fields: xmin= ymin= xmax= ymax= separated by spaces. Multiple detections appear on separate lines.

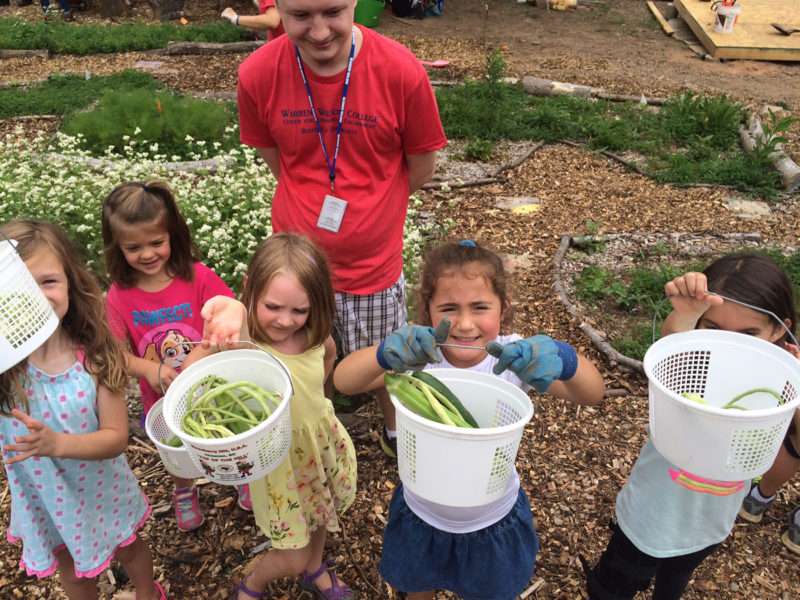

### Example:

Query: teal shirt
xmin=616 ymin=435 xmax=750 ymax=558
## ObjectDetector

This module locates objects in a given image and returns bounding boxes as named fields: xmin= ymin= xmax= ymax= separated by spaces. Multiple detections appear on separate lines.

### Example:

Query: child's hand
xmin=2 ymin=409 xmax=59 ymax=464
xmin=487 ymin=335 xmax=576 ymax=393
xmin=201 ymin=296 xmax=247 ymax=348
xmin=377 ymin=319 xmax=450 ymax=372
xmin=786 ymin=342 xmax=800 ymax=361
xmin=145 ymin=361 xmax=178 ymax=392
xmin=221 ymin=6 xmax=237 ymax=23
xmin=664 ymin=272 xmax=723 ymax=319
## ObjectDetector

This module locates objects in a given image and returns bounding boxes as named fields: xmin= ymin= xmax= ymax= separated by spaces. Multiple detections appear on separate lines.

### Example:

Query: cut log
xmin=646 ymin=1 xmax=674 ymax=35
xmin=0 ymin=49 xmax=50 ymax=60
xmin=739 ymin=112 xmax=800 ymax=193
xmin=522 ymin=76 xmax=667 ymax=105
xmin=166 ymin=41 xmax=265 ymax=55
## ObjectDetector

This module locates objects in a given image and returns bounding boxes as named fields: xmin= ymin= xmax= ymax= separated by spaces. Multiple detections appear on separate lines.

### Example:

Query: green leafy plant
xmin=0 ymin=17 xmax=244 ymax=54
xmin=463 ymin=138 xmax=494 ymax=161
xmin=747 ymin=110 xmax=799 ymax=169
xmin=60 ymin=87 xmax=237 ymax=159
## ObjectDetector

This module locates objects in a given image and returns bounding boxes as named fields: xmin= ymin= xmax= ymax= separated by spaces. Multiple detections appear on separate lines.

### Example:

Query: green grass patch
xmin=0 ymin=70 xmax=163 ymax=119
xmin=0 ymin=17 xmax=244 ymax=54
xmin=435 ymin=52 xmax=794 ymax=200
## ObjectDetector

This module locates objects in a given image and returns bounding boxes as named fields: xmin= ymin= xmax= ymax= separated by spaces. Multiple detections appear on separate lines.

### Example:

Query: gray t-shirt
xmin=616 ymin=435 xmax=749 ymax=557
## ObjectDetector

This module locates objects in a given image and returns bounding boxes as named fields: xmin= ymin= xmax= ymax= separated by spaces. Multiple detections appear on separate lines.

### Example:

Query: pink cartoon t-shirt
xmin=105 ymin=262 xmax=234 ymax=415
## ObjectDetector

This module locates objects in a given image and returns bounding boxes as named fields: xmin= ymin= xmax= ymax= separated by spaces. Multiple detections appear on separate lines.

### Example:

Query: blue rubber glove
xmin=377 ymin=318 xmax=450 ymax=372
xmin=485 ymin=335 xmax=578 ymax=393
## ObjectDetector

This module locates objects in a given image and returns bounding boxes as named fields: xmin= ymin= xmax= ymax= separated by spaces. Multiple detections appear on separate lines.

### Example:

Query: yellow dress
xmin=249 ymin=343 xmax=357 ymax=550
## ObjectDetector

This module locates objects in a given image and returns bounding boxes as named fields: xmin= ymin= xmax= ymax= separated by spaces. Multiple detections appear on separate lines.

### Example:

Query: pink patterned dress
xmin=1 ymin=360 xmax=150 ymax=578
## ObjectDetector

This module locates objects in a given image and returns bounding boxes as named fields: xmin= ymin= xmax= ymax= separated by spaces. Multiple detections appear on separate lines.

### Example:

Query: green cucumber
xmin=412 ymin=371 xmax=479 ymax=428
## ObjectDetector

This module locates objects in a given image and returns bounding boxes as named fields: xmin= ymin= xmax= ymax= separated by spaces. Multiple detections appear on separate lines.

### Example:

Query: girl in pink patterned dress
xmin=0 ymin=220 xmax=165 ymax=600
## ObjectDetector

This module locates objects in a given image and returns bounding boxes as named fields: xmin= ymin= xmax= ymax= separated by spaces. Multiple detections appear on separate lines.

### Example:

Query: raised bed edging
xmin=551 ymin=231 xmax=768 ymax=375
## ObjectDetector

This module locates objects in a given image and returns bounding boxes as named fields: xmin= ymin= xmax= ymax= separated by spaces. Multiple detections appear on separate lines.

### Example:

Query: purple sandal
xmin=229 ymin=572 xmax=265 ymax=600
xmin=300 ymin=561 xmax=354 ymax=600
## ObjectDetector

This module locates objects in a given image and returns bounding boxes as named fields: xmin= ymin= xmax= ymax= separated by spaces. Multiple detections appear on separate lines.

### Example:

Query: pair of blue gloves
xmin=376 ymin=318 xmax=578 ymax=393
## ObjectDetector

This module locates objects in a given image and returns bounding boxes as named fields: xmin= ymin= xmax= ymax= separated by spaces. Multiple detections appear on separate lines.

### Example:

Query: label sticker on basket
xmin=668 ymin=468 xmax=745 ymax=496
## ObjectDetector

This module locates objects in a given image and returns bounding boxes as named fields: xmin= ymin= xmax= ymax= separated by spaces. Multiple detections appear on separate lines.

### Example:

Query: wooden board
xmin=674 ymin=0 xmax=800 ymax=61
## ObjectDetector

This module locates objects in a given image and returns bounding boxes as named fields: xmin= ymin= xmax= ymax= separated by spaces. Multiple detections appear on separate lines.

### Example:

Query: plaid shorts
xmin=334 ymin=273 xmax=407 ymax=356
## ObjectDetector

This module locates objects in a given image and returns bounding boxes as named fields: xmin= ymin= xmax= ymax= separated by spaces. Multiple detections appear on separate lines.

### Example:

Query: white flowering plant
xmin=0 ymin=127 xmax=442 ymax=294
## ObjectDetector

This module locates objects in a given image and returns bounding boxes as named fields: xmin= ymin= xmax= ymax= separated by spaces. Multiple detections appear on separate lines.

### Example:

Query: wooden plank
xmin=674 ymin=0 xmax=800 ymax=61
xmin=646 ymin=1 xmax=674 ymax=36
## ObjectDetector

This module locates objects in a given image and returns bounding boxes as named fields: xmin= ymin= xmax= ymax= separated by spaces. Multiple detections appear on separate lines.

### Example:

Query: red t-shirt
xmin=238 ymin=25 xmax=447 ymax=295
xmin=105 ymin=263 xmax=234 ymax=414
xmin=258 ymin=0 xmax=285 ymax=42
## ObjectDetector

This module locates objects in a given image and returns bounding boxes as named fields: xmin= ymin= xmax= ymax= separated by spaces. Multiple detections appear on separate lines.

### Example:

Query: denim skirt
xmin=379 ymin=483 xmax=539 ymax=600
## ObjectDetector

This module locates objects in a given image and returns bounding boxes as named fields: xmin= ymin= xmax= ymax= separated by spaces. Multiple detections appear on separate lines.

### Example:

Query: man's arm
xmin=406 ymin=150 xmax=438 ymax=193
xmin=257 ymin=147 xmax=281 ymax=180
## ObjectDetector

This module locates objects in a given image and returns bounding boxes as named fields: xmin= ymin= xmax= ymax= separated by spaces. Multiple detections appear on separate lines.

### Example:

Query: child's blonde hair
xmin=415 ymin=240 xmax=513 ymax=328
xmin=101 ymin=180 xmax=201 ymax=288
xmin=0 ymin=220 xmax=128 ymax=416
xmin=242 ymin=232 xmax=335 ymax=350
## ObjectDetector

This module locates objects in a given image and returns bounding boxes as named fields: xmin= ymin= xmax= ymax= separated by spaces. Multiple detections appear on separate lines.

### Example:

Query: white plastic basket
xmin=145 ymin=398 xmax=203 ymax=479
xmin=390 ymin=368 xmax=534 ymax=507
xmin=163 ymin=348 xmax=293 ymax=485
xmin=644 ymin=329 xmax=800 ymax=481
xmin=0 ymin=237 xmax=58 ymax=374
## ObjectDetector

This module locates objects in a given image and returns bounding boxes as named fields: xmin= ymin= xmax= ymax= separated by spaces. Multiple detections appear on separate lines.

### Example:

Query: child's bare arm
xmin=323 ymin=335 xmax=337 ymax=382
xmin=333 ymin=344 xmax=387 ymax=394
xmin=546 ymin=354 xmax=605 ymax=406
xmin=184 ymin=296 xmax=250 ymax=369
xmin=662 ymin=272 xmax=723 ymax=336
xmin=3 ymin=386 xmax=128 ymax=463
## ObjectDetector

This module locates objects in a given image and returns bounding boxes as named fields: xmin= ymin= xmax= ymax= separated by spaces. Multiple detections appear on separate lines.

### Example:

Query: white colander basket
xmin=163 ymin=348 xmax=293 ymax=485
xmin=643 ymin=329 xmax=800 ymax=481
xmin=390 ymin=369 xmax=534 ymax=507
xmin=145 ymin=398 xmax=203 ymax=479
xmin=0 ymin=238 xmax=58 ymax=374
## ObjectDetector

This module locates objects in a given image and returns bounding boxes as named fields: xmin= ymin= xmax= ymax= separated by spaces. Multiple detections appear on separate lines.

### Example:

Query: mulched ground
xmin=2 ymin=3 xmax=800 ymax=599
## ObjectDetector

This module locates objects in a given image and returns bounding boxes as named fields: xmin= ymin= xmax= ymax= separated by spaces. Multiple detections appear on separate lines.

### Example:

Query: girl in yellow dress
xmin=189 ymin=232 xmax=357 ymax=600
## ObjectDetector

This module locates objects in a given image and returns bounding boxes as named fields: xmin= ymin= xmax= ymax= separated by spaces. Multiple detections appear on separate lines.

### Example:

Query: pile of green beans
xmin=180 ymin=375 xmax=283 ymax=438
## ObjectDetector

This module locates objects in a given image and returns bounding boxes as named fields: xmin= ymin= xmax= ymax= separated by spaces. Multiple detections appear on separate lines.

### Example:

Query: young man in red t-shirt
xmin=238 ymin=0 xmax=447 ymax=460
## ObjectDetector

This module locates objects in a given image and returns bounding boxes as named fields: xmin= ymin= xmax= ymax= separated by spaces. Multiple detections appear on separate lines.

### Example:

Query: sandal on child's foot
xmin=153 ymin=580 xmax=167 ymax=600
xmin=229 ymin=572 xmax=265 ymax=600
xmin=300 ymin=561 xmax=354 ymax=600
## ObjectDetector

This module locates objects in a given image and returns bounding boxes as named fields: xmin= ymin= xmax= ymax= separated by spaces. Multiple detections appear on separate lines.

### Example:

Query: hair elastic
xmin=297 ymin=248 xmax=317 ymax=265
xmin=141 ymin=184 xmax=150 ymax=192
xmin=459 ymin=240 xmax=476 ymax=247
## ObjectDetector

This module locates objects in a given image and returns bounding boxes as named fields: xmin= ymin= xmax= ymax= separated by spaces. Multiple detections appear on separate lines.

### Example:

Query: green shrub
xmin=60 ymin=87 xmax=236 ymax=159
xmin=0 ymin=18 xmax=244 ymax=54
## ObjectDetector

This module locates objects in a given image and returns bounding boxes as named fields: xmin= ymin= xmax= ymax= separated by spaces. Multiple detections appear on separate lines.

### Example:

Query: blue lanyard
xmin=294 ymin=28 xmax=356 ymax=194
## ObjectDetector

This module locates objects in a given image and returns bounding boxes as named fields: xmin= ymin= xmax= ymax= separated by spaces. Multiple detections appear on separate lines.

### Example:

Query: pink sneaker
xmin=237 ymin=484 xmax=253 ymax=511
xmin=172 ymin=486 xmax=204 ymax=531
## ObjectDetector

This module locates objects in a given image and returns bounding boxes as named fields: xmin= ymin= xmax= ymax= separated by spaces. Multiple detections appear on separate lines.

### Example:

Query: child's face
xmin=428 ymin=271 xmax=504 ymax=368
xmin=117 ymin=220 xmax=171 ymax=282
xmin=255 ymin=272 xmax=311 ymax=346
xmin=26 ymin=248 xmax=69 ymax=321
xmin=699 ymin=301 xmax=785 ymax=343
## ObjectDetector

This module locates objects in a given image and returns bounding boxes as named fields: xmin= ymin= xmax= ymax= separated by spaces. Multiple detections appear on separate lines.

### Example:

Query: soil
xmin=2 ymin=1 xmax=800 ymax=599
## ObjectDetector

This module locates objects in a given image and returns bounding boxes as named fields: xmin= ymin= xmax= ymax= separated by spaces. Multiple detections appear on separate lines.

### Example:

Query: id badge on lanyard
xmin=295 ymin=29 xmax=356 ymax=235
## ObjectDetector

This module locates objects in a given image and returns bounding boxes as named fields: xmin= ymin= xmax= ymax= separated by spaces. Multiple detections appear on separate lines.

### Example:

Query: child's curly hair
xmin=0 ymin=220 xmax=128 ymax=416
xmin=414 ymin=240 xmax=514 ymax=329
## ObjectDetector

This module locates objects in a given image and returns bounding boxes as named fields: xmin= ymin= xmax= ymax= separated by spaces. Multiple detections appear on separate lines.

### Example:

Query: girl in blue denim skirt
xmin=334 ymin=240 xmax=605 ymax=600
